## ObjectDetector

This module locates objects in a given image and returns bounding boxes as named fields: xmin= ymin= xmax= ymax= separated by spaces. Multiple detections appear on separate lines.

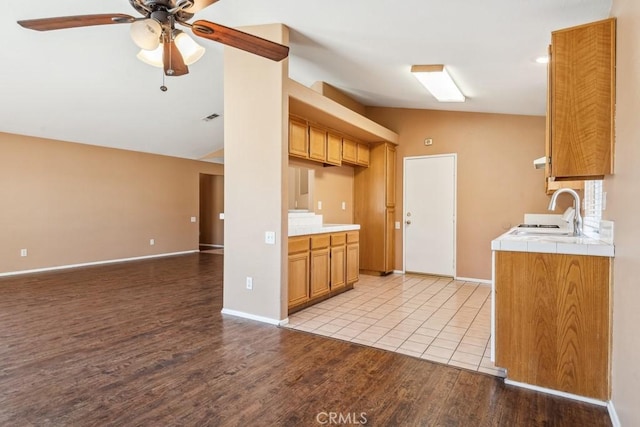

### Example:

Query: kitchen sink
xmin=509 ymin=229 xmax=574 ymax=237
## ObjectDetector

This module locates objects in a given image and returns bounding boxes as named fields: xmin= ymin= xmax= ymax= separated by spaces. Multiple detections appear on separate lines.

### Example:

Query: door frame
xmin=402 ymin=153 xmax=457 ymax=277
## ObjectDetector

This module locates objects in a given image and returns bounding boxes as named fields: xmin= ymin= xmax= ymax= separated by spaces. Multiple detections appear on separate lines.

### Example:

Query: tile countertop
xmin=288 ymin=224 xmax=360 ymax=237
xmin=491 ymin=228 xmax=614 ymax=257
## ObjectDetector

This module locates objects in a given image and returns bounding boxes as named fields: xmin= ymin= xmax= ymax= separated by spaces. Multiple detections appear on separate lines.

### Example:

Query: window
xmin=583 ymin=180 xmax=604 ymax=232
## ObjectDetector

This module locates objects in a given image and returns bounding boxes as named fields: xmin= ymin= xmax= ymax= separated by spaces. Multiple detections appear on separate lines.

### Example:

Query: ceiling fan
xmin=17 ymin=0 xmax=290 ymax=77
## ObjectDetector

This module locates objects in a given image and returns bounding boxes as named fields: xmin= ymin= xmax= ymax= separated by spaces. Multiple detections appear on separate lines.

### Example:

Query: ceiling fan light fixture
xmin=137 ymin=44 xmax=164 ymax=68
xmin=411 ymin=65 xmax=466 ymax=102
xmin=130 ymin=18 xmax=162 ymax=50
xmin=174 ymin=31 xmax=205 ymax=65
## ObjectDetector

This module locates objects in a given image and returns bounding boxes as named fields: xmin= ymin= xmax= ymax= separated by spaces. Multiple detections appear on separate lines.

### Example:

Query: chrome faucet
xmin=548 ymin=188 xmax=583 ymax=236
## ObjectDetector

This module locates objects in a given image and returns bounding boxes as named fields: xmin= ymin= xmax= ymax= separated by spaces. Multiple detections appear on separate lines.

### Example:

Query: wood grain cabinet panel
xmin=356 ymin=143 xmax=370 ymax=167
xmin=342 ymin=138 xmax=358 ymax=164
xmin=289 ymin=117 xmax=309 ymax=159
xmin=547 ymin=18 xmax=616 ymax=180
xmin=495 ymin=251 xmax=611 ymax=400
xmin=308 ymin=125 xmax=327 ymax=163
xmin=330 ymin=233 xmax=346 ymax=290
xmin=355 ymin=142 xmax=396 ymax=274
xmin=326 ymin=133 xmax=343 ymax=166
xmin=288 ymin=231 xmax=359 ymax=313
xmin=287 ymin=236 xmax=310 ymax=308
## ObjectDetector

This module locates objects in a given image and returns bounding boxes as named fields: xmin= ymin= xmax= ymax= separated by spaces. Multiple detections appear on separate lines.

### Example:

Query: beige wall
xmin=289 ymin=158 xmax=355 ymax=224
xmin=0 ymin=132 xmax=223 ymax=274
xmin=607 ymin=0 xmax=640 ymax=424
xmin=365 ymin=108 xmax=565 ymax=280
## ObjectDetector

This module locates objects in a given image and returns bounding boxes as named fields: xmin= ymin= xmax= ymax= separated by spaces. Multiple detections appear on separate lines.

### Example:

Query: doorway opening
xmin=199 ymin=173 xmax=224 ymax=253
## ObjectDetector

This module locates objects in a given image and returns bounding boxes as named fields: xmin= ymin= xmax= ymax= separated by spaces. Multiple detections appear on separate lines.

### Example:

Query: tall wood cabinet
xmin=354 ymin=142 xmax=396 ymax=274
xmin=495 ymin=251 xmax=611 ymax=400
xmin=546 ymin=18 xmax=616 ymax=185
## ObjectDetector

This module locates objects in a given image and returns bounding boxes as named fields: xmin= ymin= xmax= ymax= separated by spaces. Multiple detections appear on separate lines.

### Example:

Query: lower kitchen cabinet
xmin=495 ymin=251 xmax=611 ymax=400
xmin=330 ymin=233 xmax=346 ymax=291
xmin=310 ymin=235 xmax=331 ymax=299
xmin=287 ymin=236 xmax=310 ymax=308
xmin=346 ymin=231 xmax=360 ymax=284
xmin=288 ymin=231 xmax=359 ymax=313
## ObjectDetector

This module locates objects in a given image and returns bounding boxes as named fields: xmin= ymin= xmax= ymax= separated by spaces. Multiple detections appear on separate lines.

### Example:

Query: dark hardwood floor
xmin=0 ymin=253 xmax=611 ymax=426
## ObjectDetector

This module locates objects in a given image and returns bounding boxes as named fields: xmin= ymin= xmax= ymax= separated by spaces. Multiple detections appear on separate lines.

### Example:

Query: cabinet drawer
xmin=347 ymin=231 xmax=359 ymax=244
xmin=311 ymin=234 xmax=330 ymax=250
xmin=289 ymin=236 xmax=310 ymax=254
xmin=331 ymin=233 xmax=346 ymax=246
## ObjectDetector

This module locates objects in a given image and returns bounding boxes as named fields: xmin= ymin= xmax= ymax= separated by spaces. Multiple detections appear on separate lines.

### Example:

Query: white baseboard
xmin=393 ymin=270 xmax=405 ymax=274
xmin=504 ymin=379 xmax=607 ymax=407
xmin=220 ymin=308 xmax=287 ymax=326
xmin=608 ymin=401 xmax=621 ymax=427
xmin=455 ymin=276 xmax=492 ymax=285
xmin=0 ymin=250 xmax=198 ymax=277
xmin=199 ymin=244 xmax=224 ymax=248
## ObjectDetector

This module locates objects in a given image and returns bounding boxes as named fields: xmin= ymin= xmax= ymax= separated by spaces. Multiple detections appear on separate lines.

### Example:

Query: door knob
xmin=406 ymin=220 xmax=412 ymax=225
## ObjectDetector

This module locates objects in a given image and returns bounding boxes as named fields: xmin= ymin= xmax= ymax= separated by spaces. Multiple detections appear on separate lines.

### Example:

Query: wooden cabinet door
xmin=308 ymin=125 xmax=327 ymax=162
xmin=342 ymin=138 xmax=357 ymax=164
xmin=310 ymin=248 xmax=330 ymax=298
xmin=385 ymin=143 xmax=396 ymax=207
xmin=310 ymin=234 xmax=330 ymax=298
xmin=288 ymin=251 xmax=310 ymax=307
xmin=330 ymin=233 xmax=346 ymax=290
xmin=289 ymin=118 xmax=309 ymax=159
xmin=385 ymin=208 xmax=395 ymax=272
xmin=346 ymin=242 xmax=359 ymax=284
xmin=326 ymin=133 xmax=343 ymax=166
xmin=549 ymin=18 xmax=615 ymax=179
xmin=356 ymin=143 xmax=370 ymax=166
xmin=495 ymin=251 xmax=611 ymax=400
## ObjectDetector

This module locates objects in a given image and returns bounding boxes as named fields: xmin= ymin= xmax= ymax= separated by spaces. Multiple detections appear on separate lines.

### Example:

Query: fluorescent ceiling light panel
xmin=411 ymin=65 xmax=465 ymax=102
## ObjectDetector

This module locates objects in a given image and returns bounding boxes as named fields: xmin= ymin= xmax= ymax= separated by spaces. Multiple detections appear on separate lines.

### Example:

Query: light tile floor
xmin=285 ymin=273 xmax=506 ymax=377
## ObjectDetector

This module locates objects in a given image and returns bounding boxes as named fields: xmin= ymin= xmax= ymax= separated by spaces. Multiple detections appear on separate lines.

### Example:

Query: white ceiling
xmin=1 ymin=0 xmax=612 ymax=161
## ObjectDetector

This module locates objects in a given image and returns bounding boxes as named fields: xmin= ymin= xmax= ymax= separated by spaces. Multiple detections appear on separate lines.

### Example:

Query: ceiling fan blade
xmin=163 ymin=40 xmax=189 ymax=76
xmin=17 ymin=14 xmax=136 ymax=31
xmin=183 ymin=0 xmax=220 ymax=13
xmin=192 ymin=20 xmax=289 ymax=62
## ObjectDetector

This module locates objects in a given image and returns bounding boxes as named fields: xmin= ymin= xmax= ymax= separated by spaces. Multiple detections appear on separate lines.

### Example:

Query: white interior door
xmin=404 ymin=155 xmax=456 ymax=276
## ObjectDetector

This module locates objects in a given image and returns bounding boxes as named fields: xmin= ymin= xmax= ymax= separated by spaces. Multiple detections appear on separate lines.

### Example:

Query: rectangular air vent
xmin=202 ymin=113 xmax=220 ymax=122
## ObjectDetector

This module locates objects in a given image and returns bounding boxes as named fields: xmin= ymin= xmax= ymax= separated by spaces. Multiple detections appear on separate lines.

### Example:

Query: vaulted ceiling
xmin=1 ymin=0 xmax=612 ymax=161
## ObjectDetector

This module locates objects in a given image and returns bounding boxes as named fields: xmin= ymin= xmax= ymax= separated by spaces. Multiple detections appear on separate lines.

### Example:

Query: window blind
xmin=583 ymin=180 xmax=603 ymax=231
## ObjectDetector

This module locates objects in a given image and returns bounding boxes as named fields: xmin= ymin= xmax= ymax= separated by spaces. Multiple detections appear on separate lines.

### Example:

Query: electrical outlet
xmin=150 ymin=239 xmax=155 ymax=246
xmin=246 ymin=277 xmax=253 ymax=290
xmin=219 ymin=213 xmax=225 ymax=220
xmin=341 ymin=201 xmax=346 ymax=210
xmin=190 ymin=216 xmax=197 ymax=223
xmin=395 ymin=221 xmax=401 ymax=230
xmin=20 ymin=249 xmax=27 ymax=257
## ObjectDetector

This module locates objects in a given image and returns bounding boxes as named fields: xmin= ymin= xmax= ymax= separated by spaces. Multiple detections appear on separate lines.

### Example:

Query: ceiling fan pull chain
xmin=160 ymin=67 xmax=167 ymax=92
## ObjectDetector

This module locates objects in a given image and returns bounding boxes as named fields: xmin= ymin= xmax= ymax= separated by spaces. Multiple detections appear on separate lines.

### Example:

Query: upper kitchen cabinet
xmin=289 ymin=117 xmax=309 ymax=159
xmin=308 ymin=125 xmax=328 ymax=163
xmin=546 ymin=18 xmax=616 ymax=182
xmin=342 ymin=138 xmax=370 ymax=167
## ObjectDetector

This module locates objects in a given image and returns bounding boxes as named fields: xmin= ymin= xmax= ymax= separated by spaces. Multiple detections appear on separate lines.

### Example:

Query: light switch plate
xmin=318 ymin=201 xmax=322 ymax=210
xmin=219 ymin=213 xmax=225 ymax=220
xmin=190 ymin=216 xmax=197 ymax=223
xmin=265 ymin=231 xmax=276 ymax=245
